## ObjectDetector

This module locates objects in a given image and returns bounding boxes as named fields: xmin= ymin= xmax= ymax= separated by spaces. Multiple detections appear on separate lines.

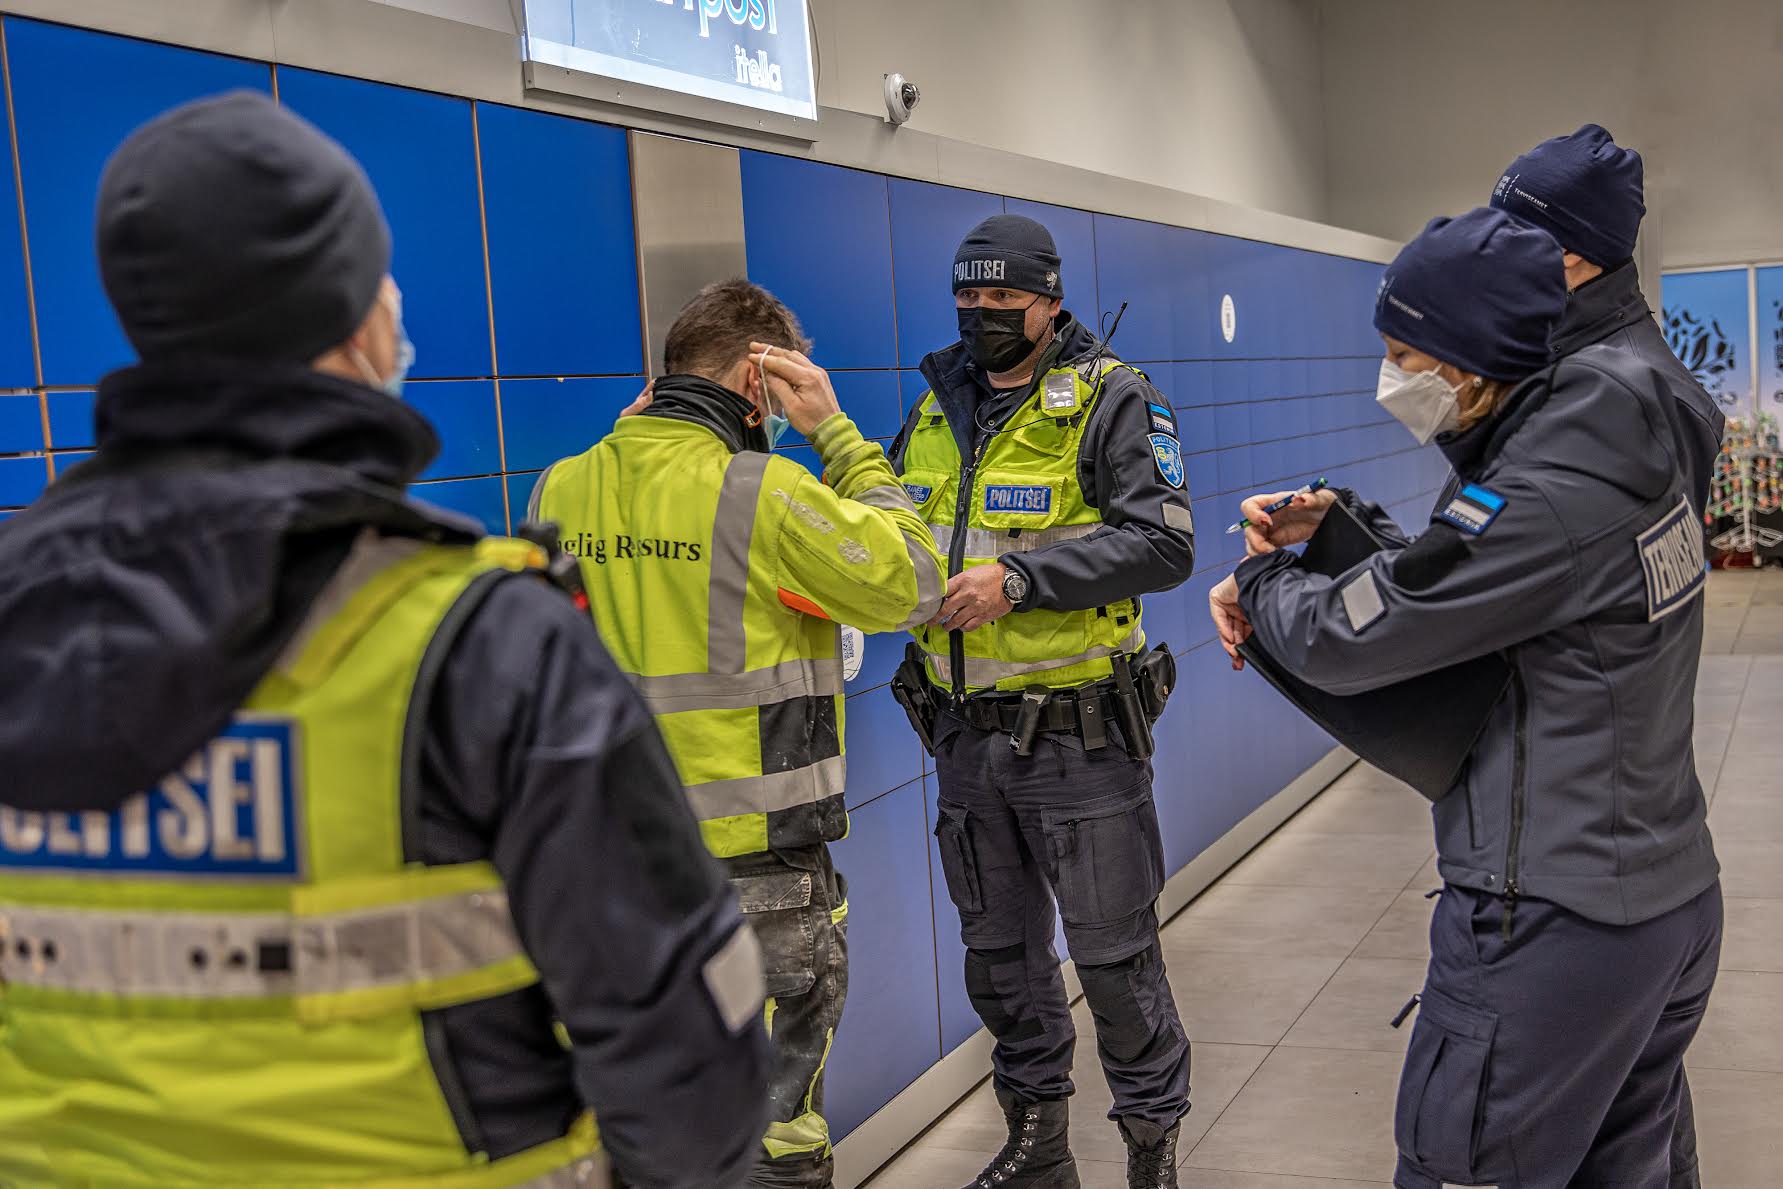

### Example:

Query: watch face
xmin=1004 ymin=570 xmax=1028 ymax=601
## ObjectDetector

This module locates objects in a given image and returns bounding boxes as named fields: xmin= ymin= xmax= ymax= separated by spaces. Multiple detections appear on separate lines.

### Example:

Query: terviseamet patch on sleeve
xmin=1637 ymin=497 xmax=1707 ymax=622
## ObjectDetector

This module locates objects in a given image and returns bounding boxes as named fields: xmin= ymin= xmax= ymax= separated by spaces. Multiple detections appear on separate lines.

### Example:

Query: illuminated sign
xmin=522 ymin=0 xmax=817 ymax=127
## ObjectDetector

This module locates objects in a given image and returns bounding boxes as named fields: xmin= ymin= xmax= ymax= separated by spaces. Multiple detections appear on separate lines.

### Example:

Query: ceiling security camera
xmin=883 ymin=73 xmax=920 ymax=125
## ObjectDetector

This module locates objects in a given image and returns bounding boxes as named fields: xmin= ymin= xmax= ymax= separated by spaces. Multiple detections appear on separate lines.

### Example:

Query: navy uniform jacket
xmin=1553 ymin=260 xmax=1724 ymax=515
xmin=888 ymin=313 xmax=1196 ymax=614
xmin=0 ymin=362 xmax=769 ymax=1188
xmin=1237 ymin=344 xmax=1719 ymax=927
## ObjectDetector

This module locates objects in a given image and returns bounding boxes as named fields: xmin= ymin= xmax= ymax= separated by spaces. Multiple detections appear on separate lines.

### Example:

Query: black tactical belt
xmin=955 ymin=685 xmax=1120 ymax=737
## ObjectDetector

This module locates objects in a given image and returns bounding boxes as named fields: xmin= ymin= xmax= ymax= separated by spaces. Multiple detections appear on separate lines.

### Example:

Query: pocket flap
xmin=1417 ymin=986 xmax=1498 ymax=1044
xmin=731 ymin=869 xmax=813 ymax=914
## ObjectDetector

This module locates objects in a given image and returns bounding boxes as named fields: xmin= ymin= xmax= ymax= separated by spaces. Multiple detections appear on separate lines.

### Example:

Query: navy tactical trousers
xmin=1395 ymin=881 xmax=1722 ymax=1189
xmin=932 ymin=718 xmax=1191 ymax=1129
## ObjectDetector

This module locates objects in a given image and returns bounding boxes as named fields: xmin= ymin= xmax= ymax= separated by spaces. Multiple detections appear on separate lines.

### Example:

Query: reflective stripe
xmin=684 ymin=754 xmax=847 ymax=821
xmin=703 ymin=923 xmax=766 ymax=1035
xmin=853 ymin=483 xmax=918 ymax=514
xmin=897 ymin=531 xmax=945 ymax=630
xmin=519 ymin=1148 xmax=611 ymax=1188
xmin=924 ymin=626 xmax=1145 ymax=687
xmin=0 ymin=887 xmax=524 ymax=1000
xmin=927 ymin=521 xmax=1101 ymax=557
xmin=525 ymin=462 xmax=557 ymax=524
xmin=631 ymin=657 xmax=843 ymax=713
xmin=709 ymin=452 xmax=771 ymax=674
xmin=273 ymin=532 xmax=425 ymax=673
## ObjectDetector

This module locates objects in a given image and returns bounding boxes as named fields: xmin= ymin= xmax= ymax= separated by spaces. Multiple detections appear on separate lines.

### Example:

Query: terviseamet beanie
xmin=96 ymin=90 xmax=392 ymax=365
xmin=1489 ymin=123 xmax=1645 ymax=267
xmin=1373 ymin=207 xmax=1566 ymax=382
xmin=952 ymin=214 xmax=1063 ymax=298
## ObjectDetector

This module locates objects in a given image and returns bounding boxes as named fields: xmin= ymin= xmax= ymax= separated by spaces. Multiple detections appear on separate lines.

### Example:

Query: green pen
xmin=1226 ymin=477 xmax=1328 ymax=534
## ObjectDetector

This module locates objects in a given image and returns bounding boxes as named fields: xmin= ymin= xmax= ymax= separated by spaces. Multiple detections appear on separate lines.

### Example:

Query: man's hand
xmin=1241 ymin=488 xmax=1339 ymax=556
xmin=1209 ymin=574 xmax=1252 ymax=670
xmin=931 ymin=563 xmax=1014 ymax=635
xmin=750 ymin=342 xmax=842 ymax=436
xmin=619 ymin=379 xmax=654 ymax=418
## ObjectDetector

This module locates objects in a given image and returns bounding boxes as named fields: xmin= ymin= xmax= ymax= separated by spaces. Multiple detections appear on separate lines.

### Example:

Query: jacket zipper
xmin=948 ymin=432 xmax=993 ymax=703
xmin=1502 ymin=661 xmax=1528 ymax=940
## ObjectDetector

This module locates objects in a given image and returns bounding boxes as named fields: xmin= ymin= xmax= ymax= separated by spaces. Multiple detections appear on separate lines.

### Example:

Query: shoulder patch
xmin=1149 ymin=433 xmax=1185 ymax=489
xmin=1437 ymin=484 xmax=1506 ymax=536
xmin=1637 ymin=497 xmax=1707 ymax=622
xmin=1147 ymin=401 xmax=1179 ymax=436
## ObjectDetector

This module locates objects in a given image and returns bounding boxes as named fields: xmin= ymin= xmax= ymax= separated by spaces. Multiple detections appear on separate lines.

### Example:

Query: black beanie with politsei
xmin=952 ymin=214 xmax=1063 ymax=297
xmin=96 ymin=90 xmax=391 ymax=365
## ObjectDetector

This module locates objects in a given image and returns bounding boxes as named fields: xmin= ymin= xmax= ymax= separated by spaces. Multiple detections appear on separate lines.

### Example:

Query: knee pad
xmin=1077 ymin=947 xmax=1174 ymax=1064
xmin=965 ymin=942 xmax=1048 ymax=1046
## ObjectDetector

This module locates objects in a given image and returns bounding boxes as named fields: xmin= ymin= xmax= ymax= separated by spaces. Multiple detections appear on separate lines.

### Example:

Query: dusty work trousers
xmin=1395 ymin=881 xmax=1723 ymax=1189
xmin=726 ymin=845 xmax=850 ymax=1189
xmin=932 ymin=719 xmax=1191 ymax=1129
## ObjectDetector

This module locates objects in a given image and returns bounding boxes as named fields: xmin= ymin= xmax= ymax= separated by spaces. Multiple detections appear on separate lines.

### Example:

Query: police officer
xmin=1211 ymin=208 xmax=1722 ymax=1189
xmin=1490 ymin=124 xmax=1724 ymax=513
xmin=532 ymin=280 xmax=944 ymax=1189
xmin=0 ymin=93 xmax=769 ymax=1188
xmin=889 ymin=215 xmax=1195 ymax=1189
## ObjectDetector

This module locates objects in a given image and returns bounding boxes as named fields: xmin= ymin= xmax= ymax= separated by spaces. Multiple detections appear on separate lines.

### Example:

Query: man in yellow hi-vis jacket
xmin=533 ymin=280 xmax=944 ymax=1188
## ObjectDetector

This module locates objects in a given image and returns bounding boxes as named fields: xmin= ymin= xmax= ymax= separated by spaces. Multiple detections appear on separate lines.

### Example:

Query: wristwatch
xmin=1001 ymin=566 xmax=1029 ymax=607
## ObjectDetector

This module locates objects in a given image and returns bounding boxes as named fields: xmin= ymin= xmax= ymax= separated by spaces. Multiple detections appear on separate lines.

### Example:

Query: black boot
xmin=1117 ymin=1118 xmax=1180 ymax=1189
xmin=958 ymin=1090 xmax=1080 ymax=1189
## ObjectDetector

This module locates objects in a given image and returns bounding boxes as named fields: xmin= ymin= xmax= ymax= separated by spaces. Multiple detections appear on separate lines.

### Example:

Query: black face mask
xmin=958 ymin=300 xmax=1041 ymax=374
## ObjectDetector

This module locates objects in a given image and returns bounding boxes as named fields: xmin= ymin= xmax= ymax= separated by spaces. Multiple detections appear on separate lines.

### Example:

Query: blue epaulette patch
xmin=1149 ymin=433 xmax=1185 ymax=489
xmin=1438 ymin=484 xmax=1506 ymax=536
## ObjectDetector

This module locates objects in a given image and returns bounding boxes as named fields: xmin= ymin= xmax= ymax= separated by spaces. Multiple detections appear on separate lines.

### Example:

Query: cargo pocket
xmin=1394 ymin=985 xmax=1498 ymax=1182
xmin=731 ymin=868 xmax=818 ymax=999
xmin=1044 ymin=786 xmax=1166 ymax=928
xmin=933 ymin=805 xmax=984 ymax=917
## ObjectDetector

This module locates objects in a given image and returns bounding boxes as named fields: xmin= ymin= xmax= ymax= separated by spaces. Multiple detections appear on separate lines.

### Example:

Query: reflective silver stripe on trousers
xmin=710 ymin=452 xmax=771 ymax=674
xmin=630 ymin=657 xmax=844 ymax=713
xmin=924 ymin=626 xmax=1145 ymax=687
xmin=848 ymin=485 xmax=944 ymax=630
xmin=683 ymin=753 xmax=847 ymax=822
xmin=0 ymin=888 xmax=525 ymax=999
xmin=521 ymin=1150 xmax=612 ymax=1188
xmin=927 ymin=521 xmax=1101 ymax=558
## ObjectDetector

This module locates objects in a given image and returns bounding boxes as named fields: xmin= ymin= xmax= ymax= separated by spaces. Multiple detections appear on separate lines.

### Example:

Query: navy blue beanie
xmin=98 ymin=90 xmax=391 ymax=364
xmin=952 ymin=214 xmax=1062 ymax=297
xmin=1490 ymin=124 xmax=1644 ymax=267
xmin=1374 ymin=208 xmax=1566 ymax=382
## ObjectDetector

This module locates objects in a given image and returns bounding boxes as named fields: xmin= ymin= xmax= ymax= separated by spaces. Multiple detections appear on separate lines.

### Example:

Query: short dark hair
xmin=663 ymin=279 xmax=811 ymax=377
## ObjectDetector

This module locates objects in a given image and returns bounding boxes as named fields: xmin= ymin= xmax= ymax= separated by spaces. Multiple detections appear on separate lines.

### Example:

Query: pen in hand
xmin=1226 ymin=478 xmax=1329 ymax=534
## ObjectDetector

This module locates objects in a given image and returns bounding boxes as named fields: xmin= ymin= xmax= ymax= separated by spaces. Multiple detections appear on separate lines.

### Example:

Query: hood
xmin=1440 ymin=341 xmax=1682 ymax=505
xmin=0 ymin=360 xmax=480 ymax=812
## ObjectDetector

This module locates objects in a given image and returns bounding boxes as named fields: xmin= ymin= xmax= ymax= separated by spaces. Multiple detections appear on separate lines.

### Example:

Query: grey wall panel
xmin=628 ymin=132 xmax=747 ymax=376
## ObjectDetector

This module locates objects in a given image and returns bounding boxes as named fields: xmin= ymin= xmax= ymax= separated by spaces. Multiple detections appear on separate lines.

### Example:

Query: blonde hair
xmin=1455 ymin=376 xmax=1515 ymax=432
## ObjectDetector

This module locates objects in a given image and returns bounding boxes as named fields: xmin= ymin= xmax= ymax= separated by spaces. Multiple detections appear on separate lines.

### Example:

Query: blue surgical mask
xmin=352 ymin=286 xmax=415 ymax=398
xmin=382 ymin=289 xmax=415 ymax=399
xmin=757 ymin=348 xmax=789 ymax=447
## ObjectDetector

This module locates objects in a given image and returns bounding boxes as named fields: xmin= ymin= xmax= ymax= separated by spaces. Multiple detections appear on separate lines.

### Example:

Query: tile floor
xmin=867 ymin=570 xmax=1783 ymax=1187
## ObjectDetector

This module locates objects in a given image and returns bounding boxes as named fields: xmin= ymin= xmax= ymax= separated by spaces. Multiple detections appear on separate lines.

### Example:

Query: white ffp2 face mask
xmin=1376 ymin=358 xmax=1464 ymax=444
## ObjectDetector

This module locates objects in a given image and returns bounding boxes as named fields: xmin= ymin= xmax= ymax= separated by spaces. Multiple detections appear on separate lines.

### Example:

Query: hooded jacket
xmin=1237 ymin=343 xmax=1719 ymax=927
xmin=1553 ymin=260 xmax=1724 ymax=516
xmin=0 ymin=360 xmax=768 ymax=1188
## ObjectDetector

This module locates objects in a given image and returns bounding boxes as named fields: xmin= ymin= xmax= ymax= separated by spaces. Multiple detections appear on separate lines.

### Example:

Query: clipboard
xmin=1237 ymin=499 xmax=1513 ymax=802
